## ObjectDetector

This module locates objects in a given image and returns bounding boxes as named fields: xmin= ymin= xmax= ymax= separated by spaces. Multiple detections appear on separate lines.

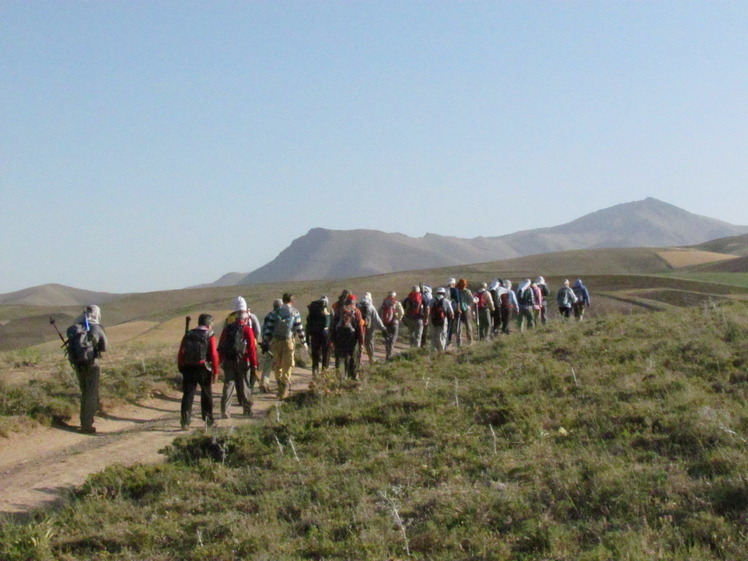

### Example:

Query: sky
xmin=1 ymin=1 xmax=747 ymax=295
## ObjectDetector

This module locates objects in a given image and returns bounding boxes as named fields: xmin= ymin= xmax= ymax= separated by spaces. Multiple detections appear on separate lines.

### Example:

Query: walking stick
xmin=49 ymin=317 xmax=68 ymax=350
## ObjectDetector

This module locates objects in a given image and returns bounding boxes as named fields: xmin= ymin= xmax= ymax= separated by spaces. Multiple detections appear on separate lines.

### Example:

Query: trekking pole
xmin=49 ymin=317 xmax=68 ymax=350
xmin=50 ymin=317 xmax=77 ymax=383
xmin=184 ymin=315 xmax=191 ymax=335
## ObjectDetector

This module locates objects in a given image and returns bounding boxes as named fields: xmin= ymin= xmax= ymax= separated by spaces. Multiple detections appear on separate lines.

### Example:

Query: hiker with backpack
xmin=572 ymin=279 xmax=591 ymax=321
xmin=454 ymin=279 xmax=475 ymax=347
xmin=420 ymin=285 xmax=433 ymax=348
xmin=429 ymin=287 xmax=455 ymax=352
xmin=380 ymin=291 xmax=404 ymax=360
xmin=517 ymin=279 xmax=536 ymax=332
xmin=66 ymin=305 xmax=108 ymax=434
xmin=259 ymin=299 xmax=282 ymax=393
xmin=556 ymin=279 xmax=578 ymax=320
xmin=262 ymin=293 xmax=307 ymax=399
xmin=535 ymin=277 xmax=550 ymax=325
xmin=306 ymin=296 xmax=332 ymax=389
xmin=332 ymin=293 xmax=365 ymax=380
xmin=475 ymin=282 xmax=495 ymax=341
xmin=403 ymin=286 xmax=425 ymax=348
xmin=446 ymin=278 xmax=460 ymax=346
xmin=498 ymin=280 xmax=518 ymax=334
xmin=218 ymin=310 xmax=259 ymax=419
xmin=224 ymin=297 xmax=261 ymax=341
xmin=488 ymin=279 xmax=503 ymax=336
xmin=177 ymin=313 xmax=219 ymax=430
xmin=359 ymin=292 xmax=387 ymax=365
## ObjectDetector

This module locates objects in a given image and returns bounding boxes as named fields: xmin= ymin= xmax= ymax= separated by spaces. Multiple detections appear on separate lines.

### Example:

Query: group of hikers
xmin=61 ymin=277 xmax=591 ymax=433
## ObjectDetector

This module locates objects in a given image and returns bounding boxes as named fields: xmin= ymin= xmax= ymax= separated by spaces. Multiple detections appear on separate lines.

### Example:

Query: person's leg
xmin=181 ymin=369 xmax=198 ymax=428
xmin=78 ymin=363 xmax=100 ymax=432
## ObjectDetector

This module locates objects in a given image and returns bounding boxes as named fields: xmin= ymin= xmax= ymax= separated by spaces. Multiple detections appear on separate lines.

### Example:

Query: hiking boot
xmin=221 ymin=412 xmax=230 ymax=420
xmin=180 ymin=424 xmax=190 ymax=431
xmin=80 ymin=426 xmax=96 ymax=434
xmin=243 ymin=408 xmax=253 ymax=417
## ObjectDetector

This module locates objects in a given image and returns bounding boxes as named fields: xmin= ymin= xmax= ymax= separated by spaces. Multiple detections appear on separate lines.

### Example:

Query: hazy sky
xmin=2 ymin=1 xmax=747 ymax=294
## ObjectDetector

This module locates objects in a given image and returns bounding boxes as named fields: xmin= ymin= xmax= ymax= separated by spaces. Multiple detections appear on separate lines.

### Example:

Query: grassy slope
xmin=2 ymin=301 xmax=747 ymax=560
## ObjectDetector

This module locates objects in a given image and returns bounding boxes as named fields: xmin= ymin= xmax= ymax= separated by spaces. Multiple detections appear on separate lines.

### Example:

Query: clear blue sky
xmin=2 ymin=1 xmax=746 ymax=294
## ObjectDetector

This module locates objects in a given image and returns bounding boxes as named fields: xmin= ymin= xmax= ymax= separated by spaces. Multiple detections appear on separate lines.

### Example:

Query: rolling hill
xmin=216 ymin=198 xmax=748 ymax=286
xmin=0 ymin=284 xmax=126 ymax=308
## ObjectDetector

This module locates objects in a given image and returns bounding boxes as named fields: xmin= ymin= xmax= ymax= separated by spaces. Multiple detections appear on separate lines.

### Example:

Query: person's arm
xmin=244 ymin=325 xmax=258 ymax=369
xmin=294 ymin=312 xmax=307 ymax=346
xmin=207 ymin=335 xmax=220 ymax=380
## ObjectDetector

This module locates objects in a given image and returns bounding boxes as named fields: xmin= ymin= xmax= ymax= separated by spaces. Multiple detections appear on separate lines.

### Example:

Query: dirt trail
xmin=0 ymin=364 xmax=315 ymax=516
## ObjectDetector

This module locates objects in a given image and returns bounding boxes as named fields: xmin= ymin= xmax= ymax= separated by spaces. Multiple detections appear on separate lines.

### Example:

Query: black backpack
xmin=182 ymin=328 xmax=212 ymax=365
xmin=218 ymin=322 xmax=246 ymax=361
xmin=307 ymin=299 xmax=330 ymax=331
xmin=66 ymin=323 xmax=95 ymax=365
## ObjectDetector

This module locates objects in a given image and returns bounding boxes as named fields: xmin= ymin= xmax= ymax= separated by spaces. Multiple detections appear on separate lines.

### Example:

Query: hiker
xmin=475 ymin=282 xmax=495 ymax=341
xmin=224 ymin=297 xmax=261 ymax=341
xmin=259 ymin=299 xmax=282 ymax=393
xmin=420 ymin=285 xmax=433 ymax=348
xmin=177 ymin=313 xmax=219 ymax=430
xmin=218 ymin=310 xmax=258 ymax=418
xmin=66 ymin=305 xmax=108 ymax=434
xmin=262 ymin=293 xmax=307 ymax=399
xmin=488 ymin=279 xmax=503 ymax=335
xmin=572 ymin=279 xmax=591 ymax=320
xmin=380 ymin=291 xmax=404 ymax=360
xmin=454 ymin=279 xmax=475 ymax=346
xmin=332 ymin=293 xmax=365 ymax=380
xmin=556 ymin=279 xmax=578 ymax=320
xmin=446 ymin=278 xmax=460 ymax=346
xmin=535 ymin=277 xmax=550 ymax=324
xmin=306 ymin=296 xmax=332 ymax=390
xmin=403 ymin=286 xmax=425 ymax=348
xmin=359 ymin=292 xmax=387 ymax=365
xmin=517 ymin=279 xmax=536 ymax=332
xmin=531 ymin=280 xmax=544 ymax=326
xmin=429 ymin=287 xmax=455 ymax=352
xmin=498 ymin=280 xmax=519 ymax=334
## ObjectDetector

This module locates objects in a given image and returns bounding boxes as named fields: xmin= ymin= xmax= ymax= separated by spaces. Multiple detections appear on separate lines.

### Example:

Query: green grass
xmin=2 ymin=301 xmax=748 ymax=560
xmin=663 ymin=272 xmax=748 ymax=289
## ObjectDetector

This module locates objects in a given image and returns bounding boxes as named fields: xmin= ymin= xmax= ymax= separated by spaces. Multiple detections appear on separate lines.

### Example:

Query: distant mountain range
xmin=212 ymin=198 xmax=748 ymax=286
xmin=2 ymin=198 xmax=747 ymax=308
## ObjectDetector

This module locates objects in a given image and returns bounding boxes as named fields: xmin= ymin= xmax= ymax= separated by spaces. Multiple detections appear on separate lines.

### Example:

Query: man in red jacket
xmin=218 ymin=310 xmax=259 ymax=418
xmin=177 ymin=313 xmax=220 ymax=430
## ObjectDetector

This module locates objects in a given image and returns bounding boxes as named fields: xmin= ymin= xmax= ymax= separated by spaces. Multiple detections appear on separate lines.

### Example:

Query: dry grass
xmin=657 ymin=249 xmax=738 ymax=269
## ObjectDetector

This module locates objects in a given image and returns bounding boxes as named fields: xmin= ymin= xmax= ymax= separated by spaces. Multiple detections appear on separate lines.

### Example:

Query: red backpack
xmin=381 ymin=298 xmax=397 ymax=325
xmin=430 ymin=299 xmax=447 ymax=327
xmin=404 ymin=292 xmax=423 ymax=318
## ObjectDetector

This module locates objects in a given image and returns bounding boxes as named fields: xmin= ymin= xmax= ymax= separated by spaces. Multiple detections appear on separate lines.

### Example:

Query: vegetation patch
xmin=1 ymin=302 xmax=747 ymax=560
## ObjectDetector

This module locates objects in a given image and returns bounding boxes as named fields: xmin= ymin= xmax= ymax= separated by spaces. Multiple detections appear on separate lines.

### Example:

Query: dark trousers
xmin=335 ymin=339 xmax=360 ymax=379
xmin=181 ymin=366 xmax=214 ymax=427
xmin=309 ymin=328 xmax=331 ymax=372
xmin=500 ymin=307 xmax=513 ymax=334
xmin=75 ymin=361 xmax=100 ymax=430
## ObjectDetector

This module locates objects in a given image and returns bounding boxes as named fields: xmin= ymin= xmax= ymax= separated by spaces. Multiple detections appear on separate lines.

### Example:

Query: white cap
xmin=232 ymin=296 xmax=247 ymax=312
